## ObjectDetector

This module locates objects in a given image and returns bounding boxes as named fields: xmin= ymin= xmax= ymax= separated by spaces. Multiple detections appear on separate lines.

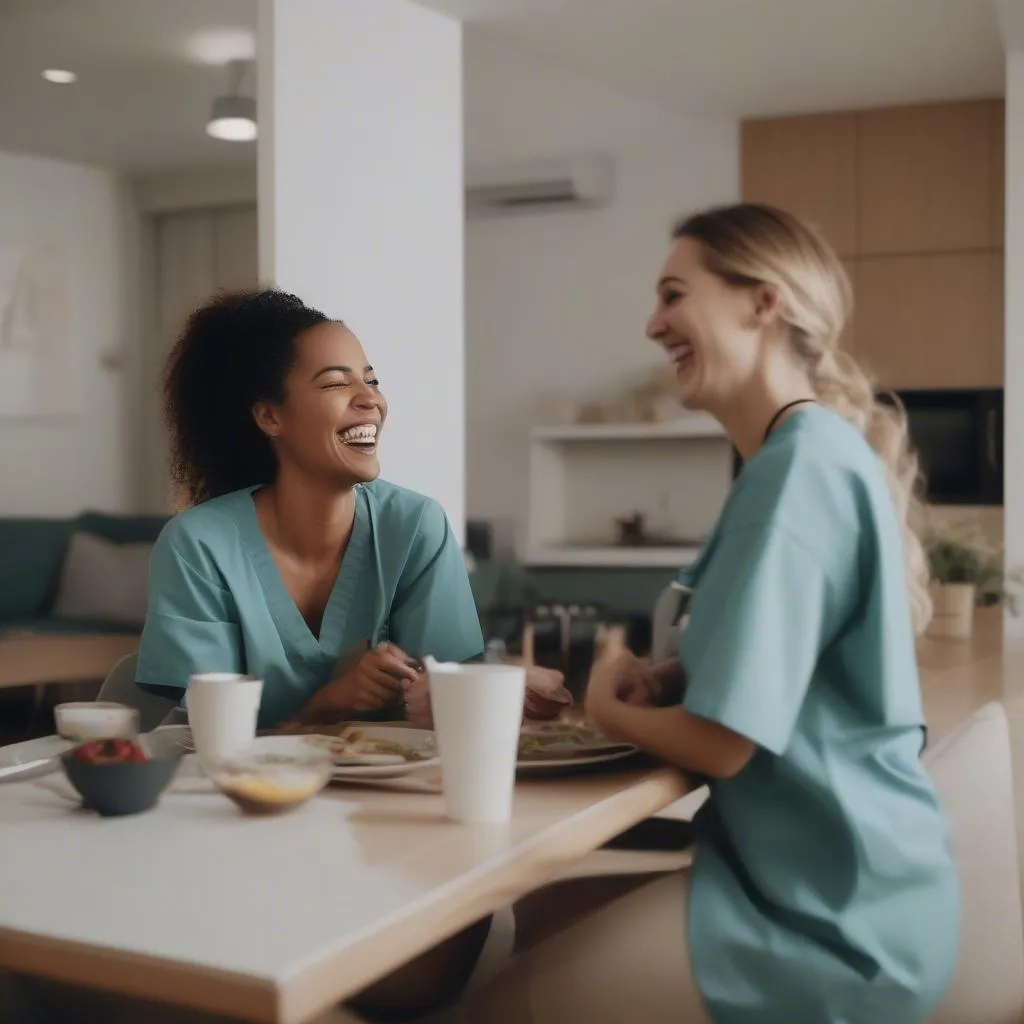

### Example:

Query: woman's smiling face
xmin=253 ymin=322 xmax=389 ymax=487
xmin=645 ymin=237 xmax=768 ymax=412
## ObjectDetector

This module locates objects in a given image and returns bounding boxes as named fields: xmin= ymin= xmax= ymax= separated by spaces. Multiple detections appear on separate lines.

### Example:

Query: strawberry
xmin=75 ymin=738 xmax=148 ymax=765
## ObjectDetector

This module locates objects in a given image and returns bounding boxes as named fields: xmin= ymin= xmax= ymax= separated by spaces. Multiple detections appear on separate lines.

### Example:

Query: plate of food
xmin=516 ymin=724 xmax=639 ymax=775
xmin=304 ymin=726 xmax=439 ymax=780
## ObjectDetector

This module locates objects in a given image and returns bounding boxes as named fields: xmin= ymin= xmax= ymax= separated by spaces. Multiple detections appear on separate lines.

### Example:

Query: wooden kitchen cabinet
xmin=857 ymin=100 xmax=1001 ymax=255
xmin=854 ymin=251 xmax=1003 ymax=389
xmin=742 ymin=113 xmax=857 ymax=256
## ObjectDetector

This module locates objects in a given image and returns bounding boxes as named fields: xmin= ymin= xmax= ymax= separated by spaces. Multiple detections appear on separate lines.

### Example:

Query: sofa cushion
xmin=51 ymin=532 xmax=152 ymax=629
xmin=0 ymin=517 xmax=75 ymax=620
xmin=75 ymin=511 xmax=168 ymax=545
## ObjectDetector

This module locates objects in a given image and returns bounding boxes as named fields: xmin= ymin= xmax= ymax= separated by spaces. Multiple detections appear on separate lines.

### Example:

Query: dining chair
xmin=95 ymin=652 xmax=180 ymax=732
xmin=926 ymin=701 xmax=1024 ymax=1023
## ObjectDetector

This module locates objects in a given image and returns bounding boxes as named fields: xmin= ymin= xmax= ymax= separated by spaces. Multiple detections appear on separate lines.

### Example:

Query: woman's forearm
xmin=292 ymin=685 xmax=350 ymax=725
xmin=595 ymin=702 xmax=754 ymax=779
xmin=296 ymin=674 xmax=384 ymax=724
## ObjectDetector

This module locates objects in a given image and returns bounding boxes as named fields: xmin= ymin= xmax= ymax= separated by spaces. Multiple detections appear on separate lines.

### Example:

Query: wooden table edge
xmin=0 ymin=767 xmax=688 ymax=1023
xmin=279 ymin=766 xmax=690 ymax=1023
xmin=0 ymin=927 xmax=278 ymax=1022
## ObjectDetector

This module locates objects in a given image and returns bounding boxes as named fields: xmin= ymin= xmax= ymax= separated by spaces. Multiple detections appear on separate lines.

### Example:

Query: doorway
xmin=141 ymin=203 xmax=257 ymax=511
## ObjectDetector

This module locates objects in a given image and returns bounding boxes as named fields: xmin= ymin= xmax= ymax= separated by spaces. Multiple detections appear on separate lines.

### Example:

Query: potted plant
xmin=924 ymin=522 xmax=1016 ymax=639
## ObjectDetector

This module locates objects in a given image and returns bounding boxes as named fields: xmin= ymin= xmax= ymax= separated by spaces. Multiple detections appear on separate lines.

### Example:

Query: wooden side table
xmin=0 ymin=634 xmax=140 ymax=724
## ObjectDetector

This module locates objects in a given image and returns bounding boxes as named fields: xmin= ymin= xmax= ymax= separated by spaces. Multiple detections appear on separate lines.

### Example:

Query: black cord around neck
xmin=762 ymin=398 xmax=818 ymax=443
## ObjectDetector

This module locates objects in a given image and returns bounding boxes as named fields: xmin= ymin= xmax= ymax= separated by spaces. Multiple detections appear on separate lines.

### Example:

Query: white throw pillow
xmin=52 ymin=532 xmax=152 ymax=628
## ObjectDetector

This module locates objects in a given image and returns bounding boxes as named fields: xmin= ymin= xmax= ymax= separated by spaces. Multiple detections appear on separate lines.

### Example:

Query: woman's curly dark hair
xmin=163 ymin=289 xmax=331 ymax=506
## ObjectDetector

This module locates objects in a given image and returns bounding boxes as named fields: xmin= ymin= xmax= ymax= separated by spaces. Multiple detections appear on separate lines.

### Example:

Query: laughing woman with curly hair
xmin=135 ymin=289 xmax=569 ymax=730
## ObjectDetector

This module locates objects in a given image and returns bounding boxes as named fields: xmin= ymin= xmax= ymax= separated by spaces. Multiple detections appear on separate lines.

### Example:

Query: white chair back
xmin=926 ymin=702 xmax=1024 ymax=1023
xmin=96 ymin=652 xmax=179 ymax=732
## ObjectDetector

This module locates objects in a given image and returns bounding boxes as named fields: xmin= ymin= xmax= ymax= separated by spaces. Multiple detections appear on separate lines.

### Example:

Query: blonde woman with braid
xmin=464 ymin=205 xmax=958 ymax=1024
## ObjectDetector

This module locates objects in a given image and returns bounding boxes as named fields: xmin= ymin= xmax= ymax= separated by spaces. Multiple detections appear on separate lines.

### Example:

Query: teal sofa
xmin=0 ymin=512 xmax=169 ymax=636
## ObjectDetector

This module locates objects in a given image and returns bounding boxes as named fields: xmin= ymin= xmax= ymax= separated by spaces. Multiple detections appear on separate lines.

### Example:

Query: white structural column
xmin=258 ymin=0 xmax=466 ymax=539
xmin=1000 ymin=1 xmax=1024 ymax=638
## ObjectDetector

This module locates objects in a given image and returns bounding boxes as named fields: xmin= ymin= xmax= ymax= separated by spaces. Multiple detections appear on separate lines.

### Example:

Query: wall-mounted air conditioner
xmin=465 ymin=155 xmax=614 ymax=217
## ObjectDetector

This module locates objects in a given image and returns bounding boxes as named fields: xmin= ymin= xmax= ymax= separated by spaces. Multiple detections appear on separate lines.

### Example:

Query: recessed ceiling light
xmin=42 ymin=69 xmax=76 ymax=84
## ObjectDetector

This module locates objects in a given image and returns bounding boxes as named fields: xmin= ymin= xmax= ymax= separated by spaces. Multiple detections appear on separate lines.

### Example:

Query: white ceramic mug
xmin=424 ymin=658 xmax=526 ymax=824
xmin=185 ymin=673 xmax=263 ymax=767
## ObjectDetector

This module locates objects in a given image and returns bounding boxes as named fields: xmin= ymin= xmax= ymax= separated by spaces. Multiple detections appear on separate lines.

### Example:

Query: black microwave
xmin=881 ymin=389 xmax=1003 ymax=506
xmin=729 ymin=389 xmax=1004 ymax=506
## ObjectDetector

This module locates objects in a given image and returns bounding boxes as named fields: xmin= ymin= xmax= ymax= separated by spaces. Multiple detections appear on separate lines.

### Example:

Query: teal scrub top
xmin=679 ymin=408 xmax=958 ymax=1024
xmin=136 ymin=480 xmax=485 ymax=728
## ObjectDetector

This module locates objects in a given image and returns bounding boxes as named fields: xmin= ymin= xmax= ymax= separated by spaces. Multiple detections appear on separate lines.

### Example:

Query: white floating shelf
xmin=531 ymin=417 xmax=725 ymax=442
xmin=525 ymin=545 xmax=702 ymax=568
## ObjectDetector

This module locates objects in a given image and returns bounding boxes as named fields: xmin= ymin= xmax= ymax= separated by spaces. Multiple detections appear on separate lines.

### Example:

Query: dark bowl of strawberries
xmin=61 ymin=738 xmax=182 ymax=817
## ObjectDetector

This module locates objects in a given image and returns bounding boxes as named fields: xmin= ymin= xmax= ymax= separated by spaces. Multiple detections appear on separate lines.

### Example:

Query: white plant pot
xmin=928 ymin=582 xmax=977 ymax=640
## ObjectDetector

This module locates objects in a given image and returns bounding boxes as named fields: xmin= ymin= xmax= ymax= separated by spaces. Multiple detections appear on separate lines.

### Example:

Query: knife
xmin=0 ymin=758 xmax=60 ymax=783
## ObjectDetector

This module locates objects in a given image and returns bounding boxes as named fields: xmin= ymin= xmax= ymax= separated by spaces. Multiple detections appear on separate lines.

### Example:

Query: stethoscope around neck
xmin=731 ymin=398 xmax=818 ymax=477
xmin=762 ymin=398 xmax=818 ymax=442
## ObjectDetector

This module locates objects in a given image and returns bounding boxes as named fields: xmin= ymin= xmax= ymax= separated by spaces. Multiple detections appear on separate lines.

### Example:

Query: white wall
xmin=464 ymin=38 xmax=740 ymax=547
xmin=258 ymin=0 xmax=465 ymax=538
xmin=1005 ymin=49 xmax=1024 ymax=638
xmin=134 ymin=167 xmax=257 ymax=216
xmin=0 ymin=151 xmax=139 ymax=517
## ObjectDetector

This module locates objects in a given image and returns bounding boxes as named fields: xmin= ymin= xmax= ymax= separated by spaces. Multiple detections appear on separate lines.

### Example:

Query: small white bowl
xmin=54 ymin=702 xmax=140 ymax=742
xmin=205 ymin=736 xmax=334 ymax=815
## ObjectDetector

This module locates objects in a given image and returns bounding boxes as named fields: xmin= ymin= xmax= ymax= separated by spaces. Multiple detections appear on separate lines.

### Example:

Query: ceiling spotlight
xmin=42 ymin=69 xmax=76 ymax=84
xmin=206 ymin=59 xmax=256 ymax=142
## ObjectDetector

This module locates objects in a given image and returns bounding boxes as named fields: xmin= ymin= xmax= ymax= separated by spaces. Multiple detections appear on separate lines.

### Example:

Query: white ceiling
xmin=431 ymin=0 xmax=1006 ymax=117
xmin=0 ymin=0 xmax=1007 ymax=173
xmin=0 ymin=0 xmax=258 ymax=173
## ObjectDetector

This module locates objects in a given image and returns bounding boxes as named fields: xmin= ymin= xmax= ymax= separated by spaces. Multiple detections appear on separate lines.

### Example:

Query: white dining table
xmin=0 ymin=753 xmax=689 ymax=1023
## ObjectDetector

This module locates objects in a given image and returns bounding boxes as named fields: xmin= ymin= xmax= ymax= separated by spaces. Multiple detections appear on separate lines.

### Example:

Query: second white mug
xmin=185 ymin=673 xmax=263 ymax=766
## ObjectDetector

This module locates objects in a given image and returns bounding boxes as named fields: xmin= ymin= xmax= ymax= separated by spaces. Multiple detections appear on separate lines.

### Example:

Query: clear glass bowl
xmin=205 ymin=737 xmax=334 ymax=815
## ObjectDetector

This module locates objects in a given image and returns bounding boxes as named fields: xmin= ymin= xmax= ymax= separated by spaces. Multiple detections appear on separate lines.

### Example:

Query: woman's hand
xmin=400 ymin=660 xmax=573 ymax=727
xmin=585 ymin=651 xmax=755 ymax=779
xmin=584 ymin=655 xmax=685 ymax=719
xmin=302 ymin=643 xmax=418 ymax=721
xmin=584 ymin=651 xmax=653 ymax=732
xmin=523 ymin=665 xmax=573 ymax=721
xmin=402 ymin=670 xmax=433 ymax=728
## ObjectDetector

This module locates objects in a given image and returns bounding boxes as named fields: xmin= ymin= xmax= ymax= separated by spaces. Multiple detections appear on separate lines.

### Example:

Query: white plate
xmin=307 ymin=727 xmax=440 ymax=781
xmin=517 ymin=724 xmax=638 ymax=767
xmin=516 ymin=747 xmax=640 ymax=776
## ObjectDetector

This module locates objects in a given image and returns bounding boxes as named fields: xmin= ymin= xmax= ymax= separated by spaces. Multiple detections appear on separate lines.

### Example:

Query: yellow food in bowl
xmin=217 ymin=772 xmax=326 ymax=814
xmin=223 ymin=774 xmax=321 ymax=802
xmin=207 ymin=739 xmax=333 ymax=814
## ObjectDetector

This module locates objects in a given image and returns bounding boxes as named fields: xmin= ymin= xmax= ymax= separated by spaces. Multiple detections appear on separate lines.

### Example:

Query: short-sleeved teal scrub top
xmin=136 ymin=480 xmax=485 ymax=728
xmin=679 ymin=407 xmax=959 ymax=1023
